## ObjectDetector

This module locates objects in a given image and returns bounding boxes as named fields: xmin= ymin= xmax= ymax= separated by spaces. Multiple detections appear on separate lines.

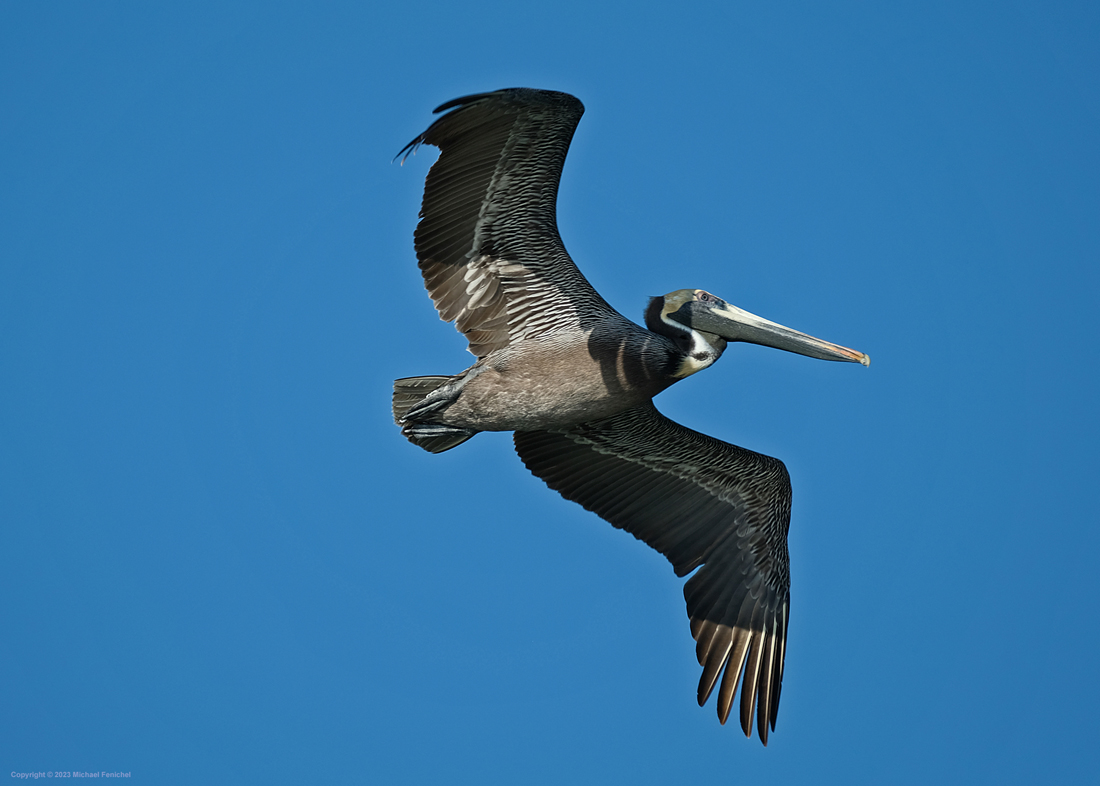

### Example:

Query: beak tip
xmin=859 ymin=353 xmax=871 ymax=367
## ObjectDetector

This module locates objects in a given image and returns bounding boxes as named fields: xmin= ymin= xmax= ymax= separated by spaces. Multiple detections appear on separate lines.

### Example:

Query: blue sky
xmin=3 ymin=2 xmax=1098 ymax=783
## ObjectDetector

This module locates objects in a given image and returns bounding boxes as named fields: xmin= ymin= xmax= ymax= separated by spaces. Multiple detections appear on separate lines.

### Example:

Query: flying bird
xmin=393 ymin=88 xmax=868 ymax=745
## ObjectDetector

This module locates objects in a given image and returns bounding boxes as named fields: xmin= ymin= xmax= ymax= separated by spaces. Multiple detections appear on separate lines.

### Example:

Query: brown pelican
xmin=393 ymin=88 xmax=868 ymax=745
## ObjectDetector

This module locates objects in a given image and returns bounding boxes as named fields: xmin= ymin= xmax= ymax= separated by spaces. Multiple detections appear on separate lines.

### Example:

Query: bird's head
xmin=647 ymin=288 xmax=869 ymax=378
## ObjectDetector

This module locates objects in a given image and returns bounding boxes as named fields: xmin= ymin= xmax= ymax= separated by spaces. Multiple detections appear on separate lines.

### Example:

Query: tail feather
xmin=392 ymin=376 xmax=476 ymax=453
xmin=393 ymin=376 xmax=452 ymax=423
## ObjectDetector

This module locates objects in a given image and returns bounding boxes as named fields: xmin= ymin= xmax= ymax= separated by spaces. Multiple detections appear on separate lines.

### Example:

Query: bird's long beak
xmin=675 ymin=300 xmax=870 ymax=366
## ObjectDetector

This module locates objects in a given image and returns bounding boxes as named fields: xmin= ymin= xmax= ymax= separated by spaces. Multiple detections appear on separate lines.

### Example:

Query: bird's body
xmin=393 ymin=88 xmax=868 ymax=744
xmin=400 ymin=316 xmax=682 ymax=432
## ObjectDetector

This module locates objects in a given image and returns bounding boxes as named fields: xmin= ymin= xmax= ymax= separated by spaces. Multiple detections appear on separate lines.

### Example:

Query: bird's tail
xmin=392 ymin=376 xmax=477 ymax=453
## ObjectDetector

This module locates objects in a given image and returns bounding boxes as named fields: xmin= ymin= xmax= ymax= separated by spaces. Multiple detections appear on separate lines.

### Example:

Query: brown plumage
xmin=393 ymin=88 xmax=868 ymax=744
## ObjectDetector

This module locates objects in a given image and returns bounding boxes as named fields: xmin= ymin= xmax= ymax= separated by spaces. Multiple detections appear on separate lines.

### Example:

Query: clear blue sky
xmin=3 ymin=2 xmax=1098 ymax=783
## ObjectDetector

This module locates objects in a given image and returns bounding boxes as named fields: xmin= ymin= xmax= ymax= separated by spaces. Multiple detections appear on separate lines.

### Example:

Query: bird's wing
xmin=513 ymin=402 xmax=792 ymax=745
xmin=399 ymin=88 xmax=615 ymax=358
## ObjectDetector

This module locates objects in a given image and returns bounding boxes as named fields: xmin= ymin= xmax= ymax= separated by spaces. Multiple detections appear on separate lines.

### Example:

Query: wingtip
xmin=393 ymin=136 xmax=424 ymax=165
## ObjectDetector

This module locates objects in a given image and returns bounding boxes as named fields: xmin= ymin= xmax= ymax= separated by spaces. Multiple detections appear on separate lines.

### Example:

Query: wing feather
xmin=513 ymin=402 xmax=792 ymax=744
xmin=400 ymin=88 xmax=615 ymax=357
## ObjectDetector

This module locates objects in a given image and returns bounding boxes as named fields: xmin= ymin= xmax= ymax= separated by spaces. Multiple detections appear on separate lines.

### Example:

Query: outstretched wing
xmin=513 ymin=403 xmax=792 ymax=745
xmin=399 ymin=88 xmax=615 ymax=357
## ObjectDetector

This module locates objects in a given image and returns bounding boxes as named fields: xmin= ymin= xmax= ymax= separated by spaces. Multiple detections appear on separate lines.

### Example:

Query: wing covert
xmin=400 ymin=88 xmax=613 ymax=357
xmin=513 ymin=402 xmax=792 ymax=744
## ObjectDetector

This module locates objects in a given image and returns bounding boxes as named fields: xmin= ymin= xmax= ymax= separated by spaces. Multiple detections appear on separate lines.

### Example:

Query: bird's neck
xmin=644 ymin=299 xmax=727 ymax=379
xmin=666 ymin=327 xmax=726 ymax=379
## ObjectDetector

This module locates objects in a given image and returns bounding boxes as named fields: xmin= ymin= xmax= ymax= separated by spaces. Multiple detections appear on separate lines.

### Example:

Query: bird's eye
xmin=697 ymin=291 xmax=713 ymax=303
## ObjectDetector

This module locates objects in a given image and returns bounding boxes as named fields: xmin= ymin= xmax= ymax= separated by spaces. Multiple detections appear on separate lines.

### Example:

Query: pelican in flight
xmin=393 ymin=88 xmax=868 ymax=745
